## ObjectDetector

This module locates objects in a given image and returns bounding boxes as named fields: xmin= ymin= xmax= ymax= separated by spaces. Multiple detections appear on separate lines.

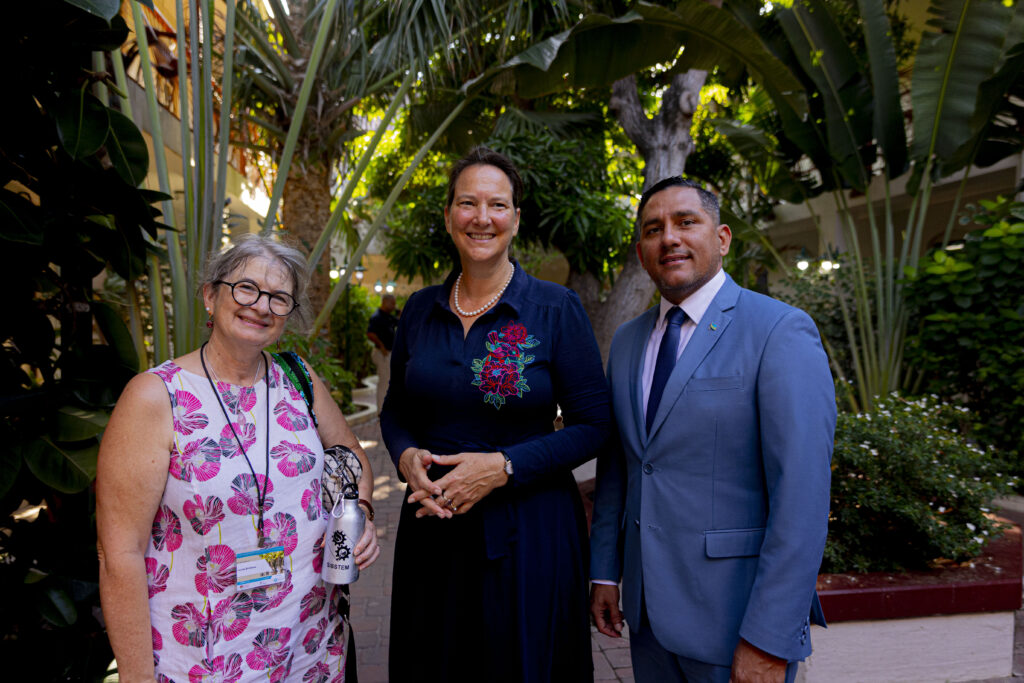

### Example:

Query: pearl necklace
xmin=453 ymin=263 xmax=515 ymax=317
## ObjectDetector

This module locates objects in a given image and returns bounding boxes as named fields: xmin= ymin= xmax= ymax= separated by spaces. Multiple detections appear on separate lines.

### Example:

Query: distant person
xmin=589 ymin=177 xmax=835 ymax=683
xmin=96 ymin=234 xmax=380 ymax=682
xmin=367 ymin=293 xmax=398 ymax=413
xmin=380 ymin=147 xmax=611 ymax=681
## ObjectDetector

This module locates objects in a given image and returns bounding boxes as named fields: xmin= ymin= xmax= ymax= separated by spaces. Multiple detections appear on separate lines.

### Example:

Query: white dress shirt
xmin=640 ymin=269 xmax=726 ymax=416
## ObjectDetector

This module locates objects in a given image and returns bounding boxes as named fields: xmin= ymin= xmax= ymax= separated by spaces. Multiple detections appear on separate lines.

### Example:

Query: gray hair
xmin=201 ymin=233 xmax=312 ymax=332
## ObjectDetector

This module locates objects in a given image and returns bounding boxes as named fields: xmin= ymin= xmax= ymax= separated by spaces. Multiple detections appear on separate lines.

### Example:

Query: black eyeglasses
xmin=215 ymin=279 xmax=298 ymax=316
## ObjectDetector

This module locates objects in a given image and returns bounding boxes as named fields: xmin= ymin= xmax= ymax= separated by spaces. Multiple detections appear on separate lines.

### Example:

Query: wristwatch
xmin=501 ymin=451 xmax=514 ymax=480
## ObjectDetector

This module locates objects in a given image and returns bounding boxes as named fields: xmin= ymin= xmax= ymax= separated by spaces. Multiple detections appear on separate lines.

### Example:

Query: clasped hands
xmin=398 ymin=447 xmax=508 ymax=518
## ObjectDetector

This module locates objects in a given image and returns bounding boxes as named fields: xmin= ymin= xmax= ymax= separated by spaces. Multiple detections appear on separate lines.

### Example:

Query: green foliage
xmin=904 ymin=197 xmax=1024 ymax=470
xmin=383 ymin=128 xmax=632 ymax=283
xmin=825 ymin=394 xmax=1015 ymax=573
xmin=0 ymin=1 xmax=164 ymax=677
xmin=274 ymin=331 xmax=358 ymax=415
xmin=329 ymin=285 xmax=376 ymax=385
xmin=774 ymin=259 xmax=864 ymax=385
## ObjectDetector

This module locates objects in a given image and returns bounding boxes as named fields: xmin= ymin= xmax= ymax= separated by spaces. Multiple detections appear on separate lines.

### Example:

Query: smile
xmin=238 ymin=316 xmax=269 ymax=328
xmin=660 ymin=253 xmax=691 ymax=265
xmin=466 ymin=232 xmax=495 ymax=241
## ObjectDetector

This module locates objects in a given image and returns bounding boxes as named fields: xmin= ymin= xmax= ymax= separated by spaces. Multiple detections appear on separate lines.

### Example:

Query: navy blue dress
xmin=381 ymin=264 xmax=610 ymax=682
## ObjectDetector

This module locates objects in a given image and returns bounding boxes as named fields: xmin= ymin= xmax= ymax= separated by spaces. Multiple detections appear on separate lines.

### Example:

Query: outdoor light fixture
xmin=374 ymin=279 xmax=383 ymax=293
xmin=355 ymin=266 xmax=365 ymax=283
xmin=329 ymin=269 xmax=339 ymax=280
xmin=820 ymin=260 xmax=834 ymax=273
xmin=797 ymin=260 xmax=809 ymax=271
xmin=386 ymin=281 xmax=396 ymax=294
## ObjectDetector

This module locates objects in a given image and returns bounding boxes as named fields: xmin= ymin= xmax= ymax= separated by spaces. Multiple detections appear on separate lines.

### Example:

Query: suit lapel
xmin=647 ymin=277 xmax=741 ymax=443
xmin=624 ymin=307 xmax=657 ymax=454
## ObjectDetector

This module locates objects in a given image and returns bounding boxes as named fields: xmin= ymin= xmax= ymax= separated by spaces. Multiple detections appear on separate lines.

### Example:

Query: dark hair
xmin=637 ymin=176 xmax=720 ymax=226
xmin=445 ymin=147 xmax=524 ymax=209
xmin=201 ymin=233 xmax=312 ymax=332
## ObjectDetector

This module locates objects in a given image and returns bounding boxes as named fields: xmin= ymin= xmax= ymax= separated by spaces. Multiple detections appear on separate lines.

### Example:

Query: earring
xmin=206 ymin=308 xmax=214 ymax=329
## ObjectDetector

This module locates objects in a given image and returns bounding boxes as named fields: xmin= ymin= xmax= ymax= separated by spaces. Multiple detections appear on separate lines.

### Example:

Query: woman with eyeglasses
xmin=96 ymin=234 xmax=379 ymax=683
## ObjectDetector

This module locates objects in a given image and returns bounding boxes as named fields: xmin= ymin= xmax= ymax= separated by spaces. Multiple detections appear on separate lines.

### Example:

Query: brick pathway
xmin=346 ymin=419 xmax=635 ymax=682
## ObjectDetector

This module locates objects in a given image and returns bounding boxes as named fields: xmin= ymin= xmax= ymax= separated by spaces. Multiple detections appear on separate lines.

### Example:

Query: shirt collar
xmin=657 ymin=268 xmax=726 ymax=327
xmin=432 ymin=259 xmax=524 ymax=318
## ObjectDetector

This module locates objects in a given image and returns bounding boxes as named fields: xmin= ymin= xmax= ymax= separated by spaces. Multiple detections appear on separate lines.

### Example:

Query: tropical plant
xmin=904 ymin=197 xmax=1024 ymax=470
xmin=715 ymin=0 xmax=1024 ymax=411
xmin=825 ymin=393 xmax=1015 ymax=573
xmin=1 ymin=0 xmax=162 ymax=678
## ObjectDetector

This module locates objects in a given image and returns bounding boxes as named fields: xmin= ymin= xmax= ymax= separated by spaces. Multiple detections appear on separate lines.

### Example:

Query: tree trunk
xmin=282 ymin=165 xmax=332 ymax=321
xmin=575 ymin=68 xmax=711 ymax=362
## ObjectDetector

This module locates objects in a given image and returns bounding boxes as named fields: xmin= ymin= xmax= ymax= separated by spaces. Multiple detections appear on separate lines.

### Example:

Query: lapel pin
xmin=709 ymin=323 xmax=718 ymax=331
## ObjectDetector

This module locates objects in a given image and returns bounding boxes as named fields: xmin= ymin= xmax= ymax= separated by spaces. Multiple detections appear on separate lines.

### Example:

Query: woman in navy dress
xmin=380 ymin=147 xmax=611 ymax=681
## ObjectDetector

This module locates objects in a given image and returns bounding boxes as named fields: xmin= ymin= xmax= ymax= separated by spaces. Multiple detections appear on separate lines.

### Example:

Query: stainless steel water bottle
xmin=322 ymin=491 xmax=364 ymax=585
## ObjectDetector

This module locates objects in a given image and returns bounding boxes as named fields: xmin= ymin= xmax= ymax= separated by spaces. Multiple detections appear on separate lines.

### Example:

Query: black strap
xmin=272 ymin=351 xmax=318 ymax=428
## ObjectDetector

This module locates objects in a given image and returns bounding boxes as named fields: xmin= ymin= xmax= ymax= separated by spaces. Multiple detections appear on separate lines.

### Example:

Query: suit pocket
xmin=704 ymin=527 xmax=766 ymax=558
xmin=687 ymin=375 xmax=742 ymax=392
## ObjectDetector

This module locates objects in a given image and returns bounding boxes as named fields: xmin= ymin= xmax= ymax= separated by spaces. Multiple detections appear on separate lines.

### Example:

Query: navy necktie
xmin=646 ymin=306 xmax=687 ymax=434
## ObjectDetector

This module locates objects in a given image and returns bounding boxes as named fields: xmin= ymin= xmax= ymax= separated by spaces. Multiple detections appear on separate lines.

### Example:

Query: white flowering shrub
xmin=824 ymin=393 xmax=1016 ymax=573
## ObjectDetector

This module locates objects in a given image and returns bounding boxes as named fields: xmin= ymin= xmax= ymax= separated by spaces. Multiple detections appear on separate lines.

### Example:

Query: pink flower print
xmin=251 ymin=571 xmax=293 ymax=612
xmin=301 ymin=617 xmax=328 ymax=655
xmin=301 ymin=479 xmax=322 ymax=521
xmin=152 ymin=505 xmax=183 ymax=553
xmin=312 ymin=534 xmax=325 ymax=573
xmin=157 ymin=675 xmax=174 ymax=683
xmin=325 ymin=620 xmax=346 ymax=657
xmin=274 ymin=399 xmax=310 ymax=432
xmin=262 ymin=512 xmax=298 ymax=555
xmin=217 ymin=383 xmax=257 ymax=415
xmin=146 ymin=557 xmax=169 ymax=598
xmin=269 ymin=662 xmax=292 ymax=683
xmin=183 ymin=495 xmax=225 ymax=536
xmin=153 ymin=625 xmax=163 ymax=670
xmin=153 ymin=362 xmax=182 ymax=383
xmin=245 ymin=627 xmax=292 ymax=670
xmin=188 ymin=653 xmax=243 ymax=683
xmin=210 ymin=593 xmax=253 ymax=643
xmin=302 ymin=661 xmax=331 ymax=683
xmin=269 ymin=362 xmax=281 ymax=389
xmin=328 ymin=584 xmax=349 ymax=622
xmin=270 ymin=441 xmax=316 ymax=477
xmin=170 ymin=437 xmax=221 ymax=482
xmin=171 ymin=602 xmax=208 ymax=647
xmin=227 ymin=474 xmax=274 ymax=516
xmin=218 ymin=422 xmax=256 ymax=460
xmin=299 ymin=585 xmax=327 ymax=622
xmin=194 ymin=545 xmax=236 ymax=596
xmin=172 ymin=390 xmax=209 ymax=435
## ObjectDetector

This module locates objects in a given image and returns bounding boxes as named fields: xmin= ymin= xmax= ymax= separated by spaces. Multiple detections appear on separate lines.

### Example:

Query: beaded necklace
xmin=453 ymin=262 xmax=515 ymax=317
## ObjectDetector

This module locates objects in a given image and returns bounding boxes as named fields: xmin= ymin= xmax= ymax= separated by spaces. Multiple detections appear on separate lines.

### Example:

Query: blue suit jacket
xmin=590 ymin=274 xmax=835 ymax=666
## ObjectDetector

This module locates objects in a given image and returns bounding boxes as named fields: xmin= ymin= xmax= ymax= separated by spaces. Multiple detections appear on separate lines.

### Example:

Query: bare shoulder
xmin=117 ymin=371 xmax=171 ymax=414
xmin=102 ymin=371 xmax=174 ymax=458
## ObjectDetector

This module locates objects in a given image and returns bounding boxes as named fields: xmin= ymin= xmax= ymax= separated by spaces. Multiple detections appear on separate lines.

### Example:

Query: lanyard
xmin=200 ymin=342 xmax=271 ymax=545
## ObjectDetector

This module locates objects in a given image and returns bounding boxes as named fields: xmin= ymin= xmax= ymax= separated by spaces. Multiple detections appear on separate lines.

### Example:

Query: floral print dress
xmin=146 ymin=359 xmax=349 ymax=683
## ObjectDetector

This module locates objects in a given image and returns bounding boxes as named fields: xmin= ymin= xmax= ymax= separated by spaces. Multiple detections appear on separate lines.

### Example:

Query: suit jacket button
xmin=634 ymin=519 xmax=640 ymax=527
xmin=642 ymin=463 xmax=653 ymax=474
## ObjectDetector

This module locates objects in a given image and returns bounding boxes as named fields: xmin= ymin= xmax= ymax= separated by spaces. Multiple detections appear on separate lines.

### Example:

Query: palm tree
xmin=233 ymin=0 xmax=572 ymax=315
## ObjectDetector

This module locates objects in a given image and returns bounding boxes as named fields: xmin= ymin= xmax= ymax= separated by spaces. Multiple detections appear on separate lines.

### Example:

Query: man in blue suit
xmin=589 ymin=177 xmax=835 ymax=682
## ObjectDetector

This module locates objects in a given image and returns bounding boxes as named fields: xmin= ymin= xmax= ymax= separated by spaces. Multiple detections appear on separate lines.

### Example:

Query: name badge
xmin=235 ymin=545 xmax=286 ymax=590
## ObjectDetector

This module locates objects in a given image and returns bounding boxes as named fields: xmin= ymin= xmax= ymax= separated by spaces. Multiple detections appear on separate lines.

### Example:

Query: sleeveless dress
xmin=145 ymin=358 xmax=351 ymax=683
